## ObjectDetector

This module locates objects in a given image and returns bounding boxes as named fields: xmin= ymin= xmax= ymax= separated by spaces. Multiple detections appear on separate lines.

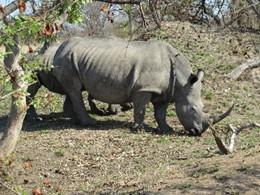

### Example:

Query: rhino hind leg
xmin=88 ymin=95 xmax=133 ymax=116
xmin=131 ymin=92 xmax=152 ymax=132
xmin=106 ymin=103 xmax=133 ymax=115
xmin=153 ymin=102 xmax=172 ymax=134
xmin=63 ymin=96 xmax=74 ymax=116
xmin=120 ymin=103 xmax=133 ymax=112
xmin=87 ymin=95 xmax=106 ymax=116
xmin=107 ymin=104 xmax=122 ymax=115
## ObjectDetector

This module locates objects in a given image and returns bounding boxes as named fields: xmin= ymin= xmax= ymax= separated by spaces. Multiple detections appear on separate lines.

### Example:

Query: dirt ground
xmin=0 ymin=22 xmax=260 ymax=194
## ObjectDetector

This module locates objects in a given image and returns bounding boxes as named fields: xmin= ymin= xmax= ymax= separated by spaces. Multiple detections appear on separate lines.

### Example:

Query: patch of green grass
xmin=146 ymin=103 xmax=154 ymax=113
xmin=214 ymin=174 xmax=229 ymax=182
xmin=39 ymin=129 xmax=50 ymax=134
xmin=236 ymin=165 xmax=256 ymax=175
xmin=167 ymin=108 xmax=176 ymax=117
xmin=14 ymin=186 xmax=29 ymax=195
xmin=54 ymin=149 xmax=65 ymax=157
xmin=216 ymin=63 xmax=236 ymax=72
xmin=182 ymin=137 xmax=196 ymax=145
xmin=156 ymin=136 xmax=171 ymax=145
xmin=172 ymin=183 xmax=192 ymax=190
xmin=203 ymin=138 xmax=215 ymax=146
xmin=240 ymin=128 xmax=260 ymax=150
xmin=203 ymin=90 xmax=214 ymax=100
xmin=190 ymin=166 xmax=219 ymax=178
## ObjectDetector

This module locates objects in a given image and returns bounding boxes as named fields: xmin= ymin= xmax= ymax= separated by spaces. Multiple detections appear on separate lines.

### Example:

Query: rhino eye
xmin=191 ymin=107 xmax=196 ymax=113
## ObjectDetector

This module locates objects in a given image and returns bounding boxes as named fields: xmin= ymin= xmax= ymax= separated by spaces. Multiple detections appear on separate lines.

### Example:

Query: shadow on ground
xmin=0 ymin=112 xmax=187 ymax=136
xmin=0 ymin=112 xmax=130 ymax=133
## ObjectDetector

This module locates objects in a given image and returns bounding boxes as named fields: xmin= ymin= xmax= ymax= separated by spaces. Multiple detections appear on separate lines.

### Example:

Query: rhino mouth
xmin=188 ymin=128 xmax=202 ymax=136
xmin=186 ymin=104 xmax=234 ymax=136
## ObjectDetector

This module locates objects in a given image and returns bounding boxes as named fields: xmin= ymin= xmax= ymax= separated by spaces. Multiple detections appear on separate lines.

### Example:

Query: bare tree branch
xmin=246 ymin=0 xmax=260 ymax=19
xmin=224 ymin=2 xmax=260 ymax=27
xmin=0 ymin=0 xmax=30 ymax=20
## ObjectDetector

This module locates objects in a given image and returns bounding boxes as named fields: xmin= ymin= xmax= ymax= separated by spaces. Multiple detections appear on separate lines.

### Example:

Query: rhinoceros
xmin=26 ymin=43 xmax=132 ymax=118
xmin=52 ymin=37 xmax=233 ymax=135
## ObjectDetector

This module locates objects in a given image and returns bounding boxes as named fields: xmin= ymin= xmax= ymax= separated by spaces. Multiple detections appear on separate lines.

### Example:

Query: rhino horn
xmin=209 ymin=104 xmax=234 ymax=125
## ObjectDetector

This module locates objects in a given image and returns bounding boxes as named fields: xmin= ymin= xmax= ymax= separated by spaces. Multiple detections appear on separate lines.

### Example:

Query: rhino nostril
xmin=189 ymin=128 xmax=201 ymax=136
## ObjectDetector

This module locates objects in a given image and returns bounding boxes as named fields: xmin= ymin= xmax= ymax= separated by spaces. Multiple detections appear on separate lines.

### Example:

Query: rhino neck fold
xmin=167 ymin=64 xmax=176 ymax=102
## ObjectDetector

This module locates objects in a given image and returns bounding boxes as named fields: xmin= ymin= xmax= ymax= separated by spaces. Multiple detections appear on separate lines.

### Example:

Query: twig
xmin=228 ymin=122 xmax=260 ymax=134
xmin=246 ymin=0 xmax=260 ymax=19
xmin=0 ymin=180 xmax=19 ymax=195
xmin=139 ymin=3 xmax=147 ymax=28
xmin=0 ymin=82 xmax=37 ymax=101
xmin=224 ymin=2 xmax=260 ymax=27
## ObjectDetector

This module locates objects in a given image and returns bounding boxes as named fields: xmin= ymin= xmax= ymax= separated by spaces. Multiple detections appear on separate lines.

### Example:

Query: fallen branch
xmin=210 ymin=122 xmax=260 ymax=154
xmin=227 ymin=57 xmax=260 ymax=80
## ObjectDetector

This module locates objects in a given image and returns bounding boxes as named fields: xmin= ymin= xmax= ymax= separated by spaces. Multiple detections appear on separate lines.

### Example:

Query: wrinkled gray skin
xmin=52 ymin=37 xmax=233 ymax=135
xmin=27 ymin=43 xmax=132 ymax=118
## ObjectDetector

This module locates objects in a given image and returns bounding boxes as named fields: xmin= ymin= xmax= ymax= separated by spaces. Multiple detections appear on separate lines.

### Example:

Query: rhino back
xmin=54 ymin=37 xmax=179 ymax=103
xmin=42 ymin=44 xmax=60 ymax=68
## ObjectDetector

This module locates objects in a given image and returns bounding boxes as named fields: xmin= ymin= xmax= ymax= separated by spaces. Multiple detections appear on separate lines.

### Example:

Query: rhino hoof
xmin=130 ymin=123 xmax=144 ymax=133
xmin=157 ymin=125 xmax=173 ymax=135
xmin=26 ymin=107 xmax=38 ymax=119
xmin=75 ymin=117 xmax=96 ymax=126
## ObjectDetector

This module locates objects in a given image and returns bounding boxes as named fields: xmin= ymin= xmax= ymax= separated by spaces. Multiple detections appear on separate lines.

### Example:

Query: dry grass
xmin=0 ymin=21 xmax=260 ymax=194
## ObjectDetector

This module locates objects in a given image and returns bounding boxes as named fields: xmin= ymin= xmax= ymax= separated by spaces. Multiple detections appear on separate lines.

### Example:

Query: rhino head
xmin=174 ymin=69 xmax=233 ymax=136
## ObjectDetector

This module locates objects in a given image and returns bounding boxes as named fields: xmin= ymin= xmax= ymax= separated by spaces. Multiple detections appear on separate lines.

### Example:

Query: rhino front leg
xmin=68 ymin=90 xmax=96 ymax=126
xmin=153 ymin=102 xmax=172 ymax=134
xmin=26 ymin=81 xmax=42 ymax=118
xmin=131 ymin=92 xmax=152 ymax=132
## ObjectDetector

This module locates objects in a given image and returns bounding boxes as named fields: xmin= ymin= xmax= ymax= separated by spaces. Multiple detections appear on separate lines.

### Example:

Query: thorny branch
xmin=0 ymin=180 xmax=19 ymax=195
xmin=224 ymin=2 xmax=260 ymax=27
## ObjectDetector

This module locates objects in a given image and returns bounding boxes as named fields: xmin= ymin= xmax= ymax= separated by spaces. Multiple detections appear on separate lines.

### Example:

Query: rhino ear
xmin=189 ymin=74 xmax=198 ymax=85
xmin=189 ymin=69 xmax=204 ymax=86
xmin=197 ymin=69 xmax=204 ymax=81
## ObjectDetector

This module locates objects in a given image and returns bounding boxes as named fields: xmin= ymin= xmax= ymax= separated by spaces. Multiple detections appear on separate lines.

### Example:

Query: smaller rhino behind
xmin=26 ymin=43 xmax=132 ymax=120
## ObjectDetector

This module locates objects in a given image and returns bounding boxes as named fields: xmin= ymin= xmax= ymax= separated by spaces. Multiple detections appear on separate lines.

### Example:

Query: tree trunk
xmin=0 ymin=36 xmax=27 ymax=159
